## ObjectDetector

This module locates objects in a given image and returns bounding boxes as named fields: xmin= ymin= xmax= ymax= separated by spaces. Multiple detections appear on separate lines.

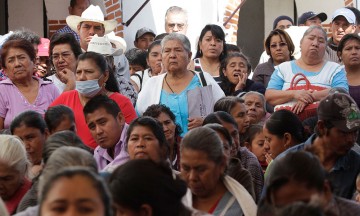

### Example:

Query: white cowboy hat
xmin=66 ymin=5 xmax=117 ymax=34
xmin=87 ymin=34 xmax=123 ymax=56
xmin=106 ymin=31 xmax=127 ymax=52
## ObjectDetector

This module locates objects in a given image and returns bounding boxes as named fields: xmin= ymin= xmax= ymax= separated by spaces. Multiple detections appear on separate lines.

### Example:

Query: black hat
xmin=298 ymin=11 xmax=327 ymax=25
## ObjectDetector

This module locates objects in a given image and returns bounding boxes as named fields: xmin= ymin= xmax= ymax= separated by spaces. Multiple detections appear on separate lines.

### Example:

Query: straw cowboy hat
xmin=66 ymin=5 xmax=117 ymax=34
xmin=87 ymin=34 xmax=124 ymax=56
xmin=106 ymin=31 xmax=127 ymax=52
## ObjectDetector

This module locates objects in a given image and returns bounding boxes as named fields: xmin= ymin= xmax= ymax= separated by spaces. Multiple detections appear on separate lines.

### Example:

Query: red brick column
xmin=104 ymin=0 xmax=123 ymax=37
xmin=47 ymin=1 xmax=124 ymax=38
xmin=223 ymin=0 xmax=242 ymax=44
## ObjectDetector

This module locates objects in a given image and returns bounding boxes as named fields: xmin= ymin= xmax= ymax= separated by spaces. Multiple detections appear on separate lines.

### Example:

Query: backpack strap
xmin=190 ymin=70 xmax=207 ymax=87
xmin=130 ymin=71 xmax=143 ymax=91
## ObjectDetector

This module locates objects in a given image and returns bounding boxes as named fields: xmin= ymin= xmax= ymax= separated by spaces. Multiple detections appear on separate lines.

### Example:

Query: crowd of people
xmin=0 ymin=0 xmax=360 ymax=215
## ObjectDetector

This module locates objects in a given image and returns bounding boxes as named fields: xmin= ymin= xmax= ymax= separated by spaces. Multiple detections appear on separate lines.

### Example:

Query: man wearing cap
xmin=274 ymin=92 xmax=360 ymax=199
xmin=326 ymin=8 xmax=357 ymax=63
xmin=298 ymin=11 xmax=327 ymax=26
xmin=134 ymin=27 xmax=155 ymax=50
xmin=66 ymin=4 xmax=131 ymax=80
xmin=56 ymin=0 xmax=90 ymax=42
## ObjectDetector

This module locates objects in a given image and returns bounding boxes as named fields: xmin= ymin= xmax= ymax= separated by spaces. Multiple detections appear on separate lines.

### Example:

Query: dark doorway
xmin=237 ymin=0 xmax=265 ymax=70
xmin=0 ymin=0 xmax=8 ymax=35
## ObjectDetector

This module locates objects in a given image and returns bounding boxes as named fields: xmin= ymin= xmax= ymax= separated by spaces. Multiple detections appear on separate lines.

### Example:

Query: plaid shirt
xmin=56 ymin=25 xmax=80 ymax=42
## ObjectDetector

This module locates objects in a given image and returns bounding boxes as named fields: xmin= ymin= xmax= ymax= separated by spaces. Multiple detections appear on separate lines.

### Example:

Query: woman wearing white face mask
xmin=49 ymin=52 xmax=137 ymax=149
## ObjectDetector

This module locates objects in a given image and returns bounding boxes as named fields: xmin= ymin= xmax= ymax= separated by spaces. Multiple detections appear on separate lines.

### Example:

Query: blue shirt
xmin=267 ymin=60 xmax=348 ymax=92
xmin=277 ymin=134 xmax=360 ymax=199
xmin=160 ymin=75 xmax=201 ymax=136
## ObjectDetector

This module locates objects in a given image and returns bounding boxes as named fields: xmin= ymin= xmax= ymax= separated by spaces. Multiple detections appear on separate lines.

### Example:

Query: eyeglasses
xmin=51 ymin=52 xmax=73 ymax=62
xmin=167 ymin=23 xmax=186 ymax=30
xmin=270 ymin=42 xmax=288 ymax=49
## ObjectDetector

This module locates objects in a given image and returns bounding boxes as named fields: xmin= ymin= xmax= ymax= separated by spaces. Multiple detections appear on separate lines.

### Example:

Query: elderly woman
xmin=181 ymin=127 xmax=257 ymax=215
xmin=0 ymin=135 xmax=31 ymax=215
xmin=242 ymin=91 xmax=267 ymax=125
xmin=0 ymin=39 xmax=59 ymax=130
xmin=265 ymin=26 xmax=348 ymax=115
xmin=50 ymin=52 xmax=137 ymax=149
xmin=220 ymin=52 xmax=265 ymax=96
xmin=189 ymin=24 xmax=227 ymax=83
xmin=47 ymin=33 xmax=82 ymax=92
xmin=253 ymin=29 xmax=295 ymax=88
xmin=136 ymin=33 xmax=224 ymax=136
xmin=337 ymin=33 xmax=360 ymax=108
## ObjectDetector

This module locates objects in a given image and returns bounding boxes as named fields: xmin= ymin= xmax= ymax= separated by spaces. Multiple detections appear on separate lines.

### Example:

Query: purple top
xmin=94 ymin=123 xmax=130 ymax=172
xmin=0 ymin=77 xmax=60 ymax=128
xmin=349 ymin=85 xmax=360 ymax=109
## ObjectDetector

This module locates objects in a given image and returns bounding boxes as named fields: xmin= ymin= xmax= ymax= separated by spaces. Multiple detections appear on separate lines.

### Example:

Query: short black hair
xmin=50 ymin=33 xmax=82 ymax=60
xmin=83 ymin=94 xmax=121 ymax=119
xmin=203 ymin=111 xmax=238 ymax=130
xmin=10 ymin=111 xmax=47 ymax=134
xmin=45 ymin=105 xmax=75 ymax=133
xmin=143 ymin=104 xmax=182 ymax=137
xmin=126 ymin=116 xmax=168 ymax=156
xmin=125 ymin=48 xmax=148 ymax=69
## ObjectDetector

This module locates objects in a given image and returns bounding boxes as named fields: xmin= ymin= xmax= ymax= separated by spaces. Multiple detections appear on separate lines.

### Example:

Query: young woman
xmin=143 ymin=104 xmax=182 ymax=170
xmin=263 ymin=110 xmax=306 ymax=175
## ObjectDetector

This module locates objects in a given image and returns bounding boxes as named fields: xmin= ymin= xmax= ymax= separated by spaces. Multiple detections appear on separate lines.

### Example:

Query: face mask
xmin=76 ymin=75 xmax=103 ymax=97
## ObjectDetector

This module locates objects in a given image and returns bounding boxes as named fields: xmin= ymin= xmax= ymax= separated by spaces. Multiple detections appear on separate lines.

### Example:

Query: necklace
xmin=164 ymin=75 xmax=175 ymax=93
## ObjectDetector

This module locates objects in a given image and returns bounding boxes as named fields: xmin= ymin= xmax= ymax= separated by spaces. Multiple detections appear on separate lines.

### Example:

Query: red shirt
xmin=50 ymin=90 xmax=137 ymax=149
xmin=5 ymin=178 xmax=31 ymax=214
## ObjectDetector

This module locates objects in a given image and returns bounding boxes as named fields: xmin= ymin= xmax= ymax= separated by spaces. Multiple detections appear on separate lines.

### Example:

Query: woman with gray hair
xmin=14 ymin=146 xmax=99 ymax=216
xmin=180 ymin=127 xmax=257 ymax=216
xmin=0 ymin=135 xmax=31 ymax=215
xmin=265 ymin=25 xmax=348 ymax=119
xmin=242 ymin=91 xmax=267 ymax=125
xmin=136 ymin=33 xmax=224 ymax=136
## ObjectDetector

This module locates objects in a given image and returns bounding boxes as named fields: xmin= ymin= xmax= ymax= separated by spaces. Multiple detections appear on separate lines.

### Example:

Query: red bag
xmin=274 ymin=73 xmax=326 ymax=121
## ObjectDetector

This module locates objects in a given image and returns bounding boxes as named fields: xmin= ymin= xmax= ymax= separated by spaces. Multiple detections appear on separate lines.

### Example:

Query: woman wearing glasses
xmin=253 ymin=29 xmax=295 ymax=88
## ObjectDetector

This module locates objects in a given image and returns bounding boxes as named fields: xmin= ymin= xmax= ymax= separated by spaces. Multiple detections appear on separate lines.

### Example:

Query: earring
xmin=199 ymin=49 xmax=202 ymax=55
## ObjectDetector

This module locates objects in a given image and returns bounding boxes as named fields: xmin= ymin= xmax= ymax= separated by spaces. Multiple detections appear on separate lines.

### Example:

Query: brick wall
xmin=223 ymin=0 xmax=356 ymax=43
xmin=223 ymin=0 xmax=242 ymax=44
xmin=47 ymin=0 xmax=123 ymax=38
xmin=323 ymin=0 xmax=355 ymax=37
xmin=104 ymin=0 xmax=123 ymax=37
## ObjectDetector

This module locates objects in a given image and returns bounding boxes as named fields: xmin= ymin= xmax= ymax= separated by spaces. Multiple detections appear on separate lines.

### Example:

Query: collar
xmin=1 ymin=76 xmax=52 ymax=85
xmin=328 ymin=38 xmax=338 ymax=51
xmin=96 ymin=123 xmax=129 ymax=160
